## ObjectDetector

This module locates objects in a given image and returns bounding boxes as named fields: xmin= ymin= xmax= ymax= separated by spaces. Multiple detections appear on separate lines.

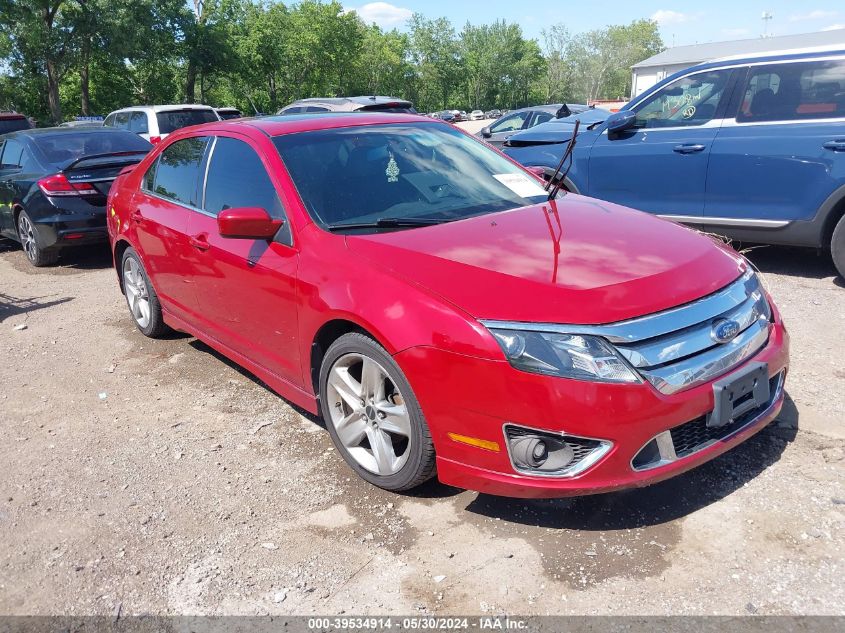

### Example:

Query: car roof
xmin=108 ymin=104 xmax=217 ymax=114
xmin=1 ymin=126 xmax=137 ymax=140
xmin=165 ymin=112 xmax=439 ymax=138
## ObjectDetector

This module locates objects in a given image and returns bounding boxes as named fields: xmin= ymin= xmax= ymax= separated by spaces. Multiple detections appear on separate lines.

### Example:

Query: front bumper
xmin=394 ymin=314 xmax=789 ymax=499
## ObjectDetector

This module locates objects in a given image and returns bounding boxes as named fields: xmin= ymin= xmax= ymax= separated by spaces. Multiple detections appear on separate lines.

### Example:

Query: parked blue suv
xmin=503 ymin=48 xmax=845 ymax=278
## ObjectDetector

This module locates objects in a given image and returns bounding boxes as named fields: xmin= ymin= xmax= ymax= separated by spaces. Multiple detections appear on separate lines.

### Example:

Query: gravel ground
xmin=0 ymin=232 xmax=843 ymax=617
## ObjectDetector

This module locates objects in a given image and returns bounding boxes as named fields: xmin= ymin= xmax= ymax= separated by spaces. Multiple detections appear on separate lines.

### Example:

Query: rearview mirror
xmin=218 ymin=207 xmax=283 ymax=240
xmin=480 ymin=126 xmax=492 ymax=138
xmin=605 ymin=110 xmax=637 ymax=136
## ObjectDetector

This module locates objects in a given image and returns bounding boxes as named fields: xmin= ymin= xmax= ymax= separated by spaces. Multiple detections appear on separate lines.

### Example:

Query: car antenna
xmin=544 ymin=118 xmax=581 ymax=201
xmin=246 ymin=95 xmax=260 ymax=116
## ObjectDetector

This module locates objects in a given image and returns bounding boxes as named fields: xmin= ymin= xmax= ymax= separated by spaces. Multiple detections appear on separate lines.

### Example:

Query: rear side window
xmin=129 ymin=111 xmax=149 ymax=134
xmin=155 ymin=109 xmax=218 ymax=133
xmin=0 ymin=117 xmax=30 ymax=134
xmin=204 ymin=137 xmax=285 ymax=220
xmin=1 ymin=139 xmax=24 ymax=167
xmin=738 ymin=60 xmax=845 ymax=122
xmin=144 ymin=136 xmax=209 ymax=207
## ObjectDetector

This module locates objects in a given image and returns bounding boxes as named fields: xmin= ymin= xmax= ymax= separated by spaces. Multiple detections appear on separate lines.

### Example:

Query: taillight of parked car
xmin=37 ymin=173 xmax=98 ymax=197
xmin=149 ymin=135 xmax=162 ymax=145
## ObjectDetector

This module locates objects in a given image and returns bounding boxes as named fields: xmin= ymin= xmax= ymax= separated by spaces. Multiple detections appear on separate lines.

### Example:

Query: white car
xmin=103 ymin=104 xmax=220 ymax=144
xmin=470 ymin=110 xmax=485 ymax=121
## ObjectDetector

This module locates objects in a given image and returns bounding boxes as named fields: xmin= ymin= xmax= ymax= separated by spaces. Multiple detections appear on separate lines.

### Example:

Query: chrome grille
xmin=480 ymin=269 xmax=772 ymax=395
xmin=612 ymin=269 xmax=771 ymax=394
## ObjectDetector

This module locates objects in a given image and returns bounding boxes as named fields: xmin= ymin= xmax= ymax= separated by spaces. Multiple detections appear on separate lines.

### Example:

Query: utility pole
xmin=761 ymin=11 xmax=773 ymax=38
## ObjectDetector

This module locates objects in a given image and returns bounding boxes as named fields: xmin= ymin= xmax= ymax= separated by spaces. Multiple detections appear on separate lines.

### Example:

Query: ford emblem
xmin=711 ymin=318 xmax=740 ymax=344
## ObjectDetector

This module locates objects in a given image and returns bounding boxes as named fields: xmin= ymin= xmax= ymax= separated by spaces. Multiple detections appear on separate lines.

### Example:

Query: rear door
xmin=586 ymin=67 xmax=737 ymax=218
xmin=705 ymin=58 xmax=845 ymax=234
xmin=132 ymin=135 xmax=209 ymax=323
xmin=184 ymin=133 xmax=301 ymax=384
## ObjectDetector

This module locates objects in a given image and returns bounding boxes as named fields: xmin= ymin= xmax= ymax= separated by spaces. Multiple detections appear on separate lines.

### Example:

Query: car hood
xmin=345 ymin=197 xmax=744 ymax=325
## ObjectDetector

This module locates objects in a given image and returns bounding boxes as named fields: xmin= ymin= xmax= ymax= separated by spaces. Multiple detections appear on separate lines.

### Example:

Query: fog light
xmin=504 ymin=424 xmax=612 ymax=478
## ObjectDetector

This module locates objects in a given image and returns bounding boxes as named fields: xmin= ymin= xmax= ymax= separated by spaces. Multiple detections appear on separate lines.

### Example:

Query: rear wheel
xmin=17 ymin=210 xmax=58 ymax=267
xmin=121 ymin=247 xmax=168 ymax=338
xmin=319 ymin=332 xmax=435 ymax=492
xmin=832 ymin=214 xmax=845 ymax=280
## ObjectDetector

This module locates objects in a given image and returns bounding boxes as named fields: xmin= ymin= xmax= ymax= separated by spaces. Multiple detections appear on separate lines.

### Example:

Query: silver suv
xmin=277 ymin=96 xmax=415 ymax=115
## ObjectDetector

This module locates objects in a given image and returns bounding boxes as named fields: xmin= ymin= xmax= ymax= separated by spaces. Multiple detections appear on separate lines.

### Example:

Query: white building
xmin=631 ymin=29 xmax=845 ymax=97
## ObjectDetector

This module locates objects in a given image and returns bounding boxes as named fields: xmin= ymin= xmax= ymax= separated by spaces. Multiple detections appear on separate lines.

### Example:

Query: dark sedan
xmin=0 ymin=128 xmax=151 ymax=266
xmin=477 ymin=104 xmax=590 ymax=148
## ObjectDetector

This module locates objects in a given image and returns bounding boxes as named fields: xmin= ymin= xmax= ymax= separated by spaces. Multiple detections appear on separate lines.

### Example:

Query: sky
xmin=341 ymin=1 xmax=845 ymax=47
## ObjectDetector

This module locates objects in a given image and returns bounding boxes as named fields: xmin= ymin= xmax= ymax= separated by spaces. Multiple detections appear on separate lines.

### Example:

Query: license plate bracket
xmin=708 ymin=362 xmax=770 ymax=428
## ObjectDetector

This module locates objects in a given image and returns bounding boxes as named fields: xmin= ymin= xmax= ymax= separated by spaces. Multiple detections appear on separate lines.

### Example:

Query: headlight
xmin=488 ymin=328 xmax=640 ymax=383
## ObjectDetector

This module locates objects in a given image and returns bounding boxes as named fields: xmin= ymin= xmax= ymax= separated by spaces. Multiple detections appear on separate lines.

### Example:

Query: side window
xmin=532 ymin=112 xmax=553 ymax=126
xmin=148 ymin=136 xmax=209 ymax=207
xmin=103 ymin=114 xmax=116 ymax=127
xmin=305 ymin=106 xmax=330 ymax=112
xmin=1 ymin=139 xmax=24 ymax=168
xmin=738 ymin=60 xmax=845 ymax=123
xmin=634 ymin=69 xmax=732 ymax=128
xmin=114 ymin=112 xmax=131 ymax=129
xmin=204 ymin=137 xmax=286 ymax=220
xmin=283 ymin=106 xmax=304 ymax=114
xmin=129 ymin=112 xmax=149 ymax=134
xmin=490 ymin=112 xmax=529 ymax=133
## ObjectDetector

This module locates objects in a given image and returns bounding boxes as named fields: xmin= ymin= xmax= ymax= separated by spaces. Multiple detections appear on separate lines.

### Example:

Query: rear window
xmin=33 ymin=130 xmax=152 ymax=166
xmin=155 ymin=109 xmax=218 ymax=133
xmin=0 ymin=117 xmax=30 ymax=134
xmin=358 ymin=103 xmax=417 ymax=114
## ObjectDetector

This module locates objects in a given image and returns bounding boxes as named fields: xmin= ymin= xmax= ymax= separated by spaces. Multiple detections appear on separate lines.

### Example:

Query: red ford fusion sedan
xmin=107 ymin=113 xmax=789 ymax=498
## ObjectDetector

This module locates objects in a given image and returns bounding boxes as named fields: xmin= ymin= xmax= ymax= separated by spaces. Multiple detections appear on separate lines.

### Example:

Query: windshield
xmin=155 ymin=109 xmax=218 ymax=133
xmin=273 ymin=122 xmax=550 ymax=231
xmin=33 ymin=130 xmax=152 ymax=166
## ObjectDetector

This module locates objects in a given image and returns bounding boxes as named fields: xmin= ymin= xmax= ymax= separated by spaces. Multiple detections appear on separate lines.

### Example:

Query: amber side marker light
xmin=447 ymin=432 xmax=500 ymax=452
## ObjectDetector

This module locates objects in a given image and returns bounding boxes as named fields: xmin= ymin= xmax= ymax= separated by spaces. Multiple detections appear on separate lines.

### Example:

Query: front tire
xmin=17 ymin=210 xmax=59 ymax=267
xmin=832 ymin=214 xmax=845 ymax=280
xmin=121 ymin=247 xmax=168 ymax=338
xmin=319 ymin=332 xmax=435 ymax=492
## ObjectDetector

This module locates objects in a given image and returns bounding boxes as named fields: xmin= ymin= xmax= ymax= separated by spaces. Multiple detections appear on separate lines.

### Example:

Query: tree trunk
xmin=185 ymin=59 xmax=197 ymax=102
xmin=46 ymin=59 xmax=62 ymax=124
xmin=80 ymin=43 xmax=91 ymax=116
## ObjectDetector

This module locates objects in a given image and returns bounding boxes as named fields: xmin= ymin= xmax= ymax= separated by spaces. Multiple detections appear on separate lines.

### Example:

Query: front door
xmin=587 ymin=67 xmax=736 ymax=218
xmin=185 ymin=134 xmax=301 ymax=385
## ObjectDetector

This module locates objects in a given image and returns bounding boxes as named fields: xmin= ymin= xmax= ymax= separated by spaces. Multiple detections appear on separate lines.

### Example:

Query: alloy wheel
xmin=123 ymin=257 xmax=152 ymax=329
xmin=326 ymin=353 xmax=412 ymax=476
xmin=18 ymin=214 xmax=37 ymax=263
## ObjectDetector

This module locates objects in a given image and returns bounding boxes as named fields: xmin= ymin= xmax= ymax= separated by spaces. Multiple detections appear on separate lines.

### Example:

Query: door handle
xmin=189 ymin=234 xmax=210 ymax=251
xmin=673 ymin=144 xmax=706 ymax=154
xmin=823 ymin=140 xmax=845 ymax=152
xmin=130 ymin=210 xmax=144 ymax=223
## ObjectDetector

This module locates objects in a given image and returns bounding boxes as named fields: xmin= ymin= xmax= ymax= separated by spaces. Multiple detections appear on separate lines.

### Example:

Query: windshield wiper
xmin=325 ymin=217 xmax=448 ymax=231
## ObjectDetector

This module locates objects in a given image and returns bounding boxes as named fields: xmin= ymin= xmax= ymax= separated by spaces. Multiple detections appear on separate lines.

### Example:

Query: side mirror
xmin=480 ymin=126 xmax=492 ymax=138
xmin=218 ymin=207 xmax=283 ymax=240
xmin=605 ymin=110 xmax=637 ymax=136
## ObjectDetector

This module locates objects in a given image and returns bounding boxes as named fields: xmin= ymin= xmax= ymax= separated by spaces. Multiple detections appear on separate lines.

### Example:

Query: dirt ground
xmin=0 ymin=235 xmax=843 ymax=617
